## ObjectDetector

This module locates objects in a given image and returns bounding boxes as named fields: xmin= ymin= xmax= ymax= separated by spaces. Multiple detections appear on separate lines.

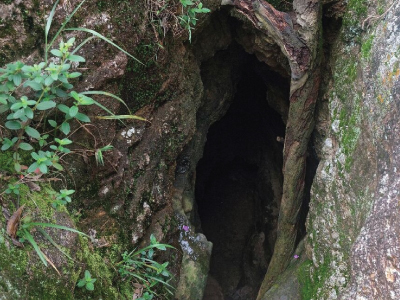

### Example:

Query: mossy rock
xmin=0 ymin=183 xmax=124 ymax=299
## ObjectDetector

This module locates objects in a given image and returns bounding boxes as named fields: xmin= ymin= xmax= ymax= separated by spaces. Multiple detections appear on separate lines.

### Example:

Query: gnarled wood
xmin=222 ymin=0 xmax=322 ymax=297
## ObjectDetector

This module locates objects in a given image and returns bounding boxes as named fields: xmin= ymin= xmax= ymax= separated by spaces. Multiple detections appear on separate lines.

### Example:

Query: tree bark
xmin=222 ymin=0 xmax=322 ymax=297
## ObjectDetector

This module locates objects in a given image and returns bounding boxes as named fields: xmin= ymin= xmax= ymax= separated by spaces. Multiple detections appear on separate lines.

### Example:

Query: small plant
xmin=77 ymin=270 xmax=97 ymax=291
xmin=178 ymin=0 xmax=210 ymax=42
xmin=118 ymin=234 xmax=175 ymax=299
xmin=147 ymin=0 xmax=210 ymax=42
xmin=51 ymin=189 xmax=75 ymax=209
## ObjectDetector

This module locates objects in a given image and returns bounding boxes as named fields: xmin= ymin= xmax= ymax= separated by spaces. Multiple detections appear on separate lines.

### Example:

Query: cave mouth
xmin=195 ymin=54 xmax=289 ymax=300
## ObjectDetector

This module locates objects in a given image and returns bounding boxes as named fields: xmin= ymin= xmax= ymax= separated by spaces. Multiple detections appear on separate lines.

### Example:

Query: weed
xmin=117 ymin=234 xmax=175 ymax=299
xmin=77 ymin=270 xmax=97 ymax=291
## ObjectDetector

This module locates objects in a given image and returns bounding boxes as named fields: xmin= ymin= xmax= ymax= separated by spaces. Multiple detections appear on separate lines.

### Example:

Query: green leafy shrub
xmin=0 ymin=0 xmax=143 ymax=273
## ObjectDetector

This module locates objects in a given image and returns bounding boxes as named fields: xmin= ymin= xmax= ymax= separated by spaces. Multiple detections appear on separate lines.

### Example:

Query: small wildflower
xmin=294 ymin=254 xmax=299 ymax=259
xmin=182 ymin=225 xmax=189 ymax=232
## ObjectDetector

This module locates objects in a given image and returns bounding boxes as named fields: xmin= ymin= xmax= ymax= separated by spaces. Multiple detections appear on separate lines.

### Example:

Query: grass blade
xmin=65 ymin=28 xmax=143 ymax=64
xmin=145 ymin=274 xmax=175 ymax=290
xmin=71 ymin=36 xmax=96 ymax=55
xmin=96 ymin=115 xmax=147 ymax=122
xmin=28 ymin=222 xmax=88 ymax=236
xmin=38 ymin=227 xmax=73 ymax=260
xmin=81 ymin=97 xmax=126 ymax=126
xmin=123 ymin=270 xmax=148 ymax=283
xmin=45 ymin=0 xmax=60 ymax=63
xmin=48 ymin=0 xmax=87 ymax=50
xmin=128 ymin=244 xmax=175 ymax=257
xmin=23 ymin=229 xmax=48 ymax=267
xmin=81 ymin=91 xmax=132 ymax=114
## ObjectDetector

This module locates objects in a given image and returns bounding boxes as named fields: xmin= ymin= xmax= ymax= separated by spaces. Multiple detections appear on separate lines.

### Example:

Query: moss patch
xmin=298 ymin=257 xmax=332 ymax=300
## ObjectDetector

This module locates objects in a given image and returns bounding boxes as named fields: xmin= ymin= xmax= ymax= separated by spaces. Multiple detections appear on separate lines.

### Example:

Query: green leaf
xmin=79 ymin=95 xmax=94 ymax=105
xmin=77 ymin=280 xmax=86 ymax=288
xmin=75 ymin=112 xmax=90 ymax=122
xmin=0 ymin=94 xmax=7 ymax=105
xmin=68 ymin=72 xmax=81 ymax=78
xmin=67 ymin=37 xmax=76 ymax=45
xmin=44 ymin=76 xmax=54 ymax=86
xmin=14 ymin=162 xmax=21 ymax=172
xmin=13 ymin=108 xmax=25 ymax=119
xmin=58 ymin=74 xmax=69 ymax=84
xmin=67 ymin=54 xmax=85 ymax=62
xmin=180 ymin=0 xmax=194 ymax=7
xmin=53 ymin=162 xmax=64 ymax=171
xmin=36 ymin=101 xmax=56 ymax=110
xmin=48 ymin=120 xmax=57 ymax=127
xmin=69 ymin=106 xmax=78 ymax=117
xmin=70 ymin=91 xmax=80 ymax=101
xmin=1 ymin=143 xmax=11 ymax=151
xmin=24 ymin=81 xmax=42 ymax=91
xmin=0 ymin=105 xmax=9 ymax=113
xmin=62 ymin=82 xmax=73 ymax=89
xmin=25 ymin=126 xmax=41 ymax=139
xmin=84 ymin=270 xmax=91 ymax=280
xmin=50 ymin=72 xmax=58 ymax=81
xmin=57 ymin=104 xmax=70 ymax=114
xmin=55 ymin=88 xmax=68 ymax=98
xmin=56 ymin=138 xmax=72 ymax=145
xmin=28 ymin=162 xmax=39 ymax=173
xmin=13 ymin=73 xmax=22 ymax=86
xmin=19 ymin=142 xmax=33 ymax=151
xmin=39 ymin=163 xmax=48 ymax=174
xmin=24 ymin=107 xmax=34 ymax=119
xmin=31 ymin=152 xmax=40 ymax=160
xmin=86 ymin=282 xmax=94 ymax=291
xmin=50 ymin=49 xmax=63 ymax=57
xmin=5 ymin=121 xmax=21 ymax=130
xmin=10 ymin=102 xmax=23 ymax=110
xmin=21 ymin=65 xmax=35 ymax=72
xmin=60 ymin=122 xmax=70 ymax=135
xmin=61 ymin=64 xmax=71 ymax=72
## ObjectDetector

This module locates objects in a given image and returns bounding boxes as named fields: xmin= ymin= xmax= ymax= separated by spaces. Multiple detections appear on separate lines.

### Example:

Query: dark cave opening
xmin=195 ymin=56 xmax=289 ymax=300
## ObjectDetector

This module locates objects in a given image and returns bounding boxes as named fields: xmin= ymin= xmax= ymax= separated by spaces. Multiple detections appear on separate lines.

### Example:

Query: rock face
xmin=305 ymin=0 xmax=400 ymax=299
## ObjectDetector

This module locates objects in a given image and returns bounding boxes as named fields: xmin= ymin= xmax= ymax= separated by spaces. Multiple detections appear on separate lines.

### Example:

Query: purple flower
xmin=294 ymin=254 xmax=299 ymax=259
xmin=182 ymin=225 xmax=189 ymax=232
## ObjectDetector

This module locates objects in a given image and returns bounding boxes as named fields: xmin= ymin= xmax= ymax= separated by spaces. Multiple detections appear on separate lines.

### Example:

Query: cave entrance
xmin=195 ymin=53 xmax=288 ymax=300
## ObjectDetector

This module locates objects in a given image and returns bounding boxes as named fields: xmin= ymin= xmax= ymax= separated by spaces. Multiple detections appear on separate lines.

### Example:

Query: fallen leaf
xmin=6 ymin=204 xmax=25 ymax=239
